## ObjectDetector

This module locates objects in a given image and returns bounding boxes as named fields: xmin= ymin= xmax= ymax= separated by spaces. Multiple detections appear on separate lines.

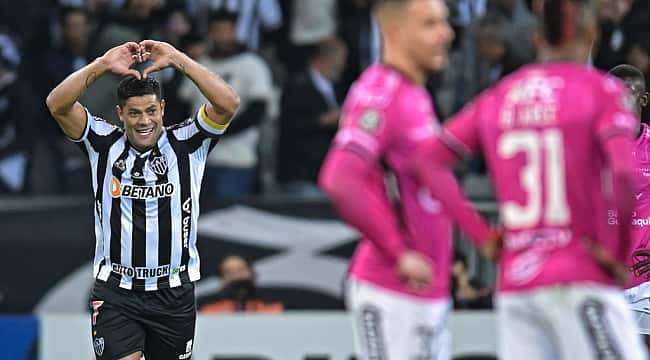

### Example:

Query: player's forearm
xmin=174 ymin=53 xmax=240 ymax=124
xmin=45 ymin=58 xmax=109 ymax=115
xmin=319 ymin=150 xmax=407 ymax=264
xmin=411 ymin=140 xmax=492 ymax=245
xmin=605 ymin=136 xmax=638 ymax=261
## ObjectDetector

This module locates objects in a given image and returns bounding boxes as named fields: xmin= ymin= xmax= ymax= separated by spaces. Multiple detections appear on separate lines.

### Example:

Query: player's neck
xmin=538 ymin=46 xmax=590 ymax=65
xmin=381 ymin=51 xmax=426 ymax=86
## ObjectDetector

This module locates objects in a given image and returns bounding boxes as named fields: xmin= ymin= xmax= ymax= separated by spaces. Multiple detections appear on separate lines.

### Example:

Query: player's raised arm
xmin=140 ymin=40 xmax=240 ymax=126
xmin=46 ymin=42 xmax=142 ymax=140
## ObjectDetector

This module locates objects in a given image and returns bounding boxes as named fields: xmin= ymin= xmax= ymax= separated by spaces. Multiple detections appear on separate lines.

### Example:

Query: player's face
xmin=624 ymin=78 xmax=648 ymax=117
xmin=401 ymin=0 xmax=454 ymax=72
xmin=117 ymin=95 xmax=165 ymax=152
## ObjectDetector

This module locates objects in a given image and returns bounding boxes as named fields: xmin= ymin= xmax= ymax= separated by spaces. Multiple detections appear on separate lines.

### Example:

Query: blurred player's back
xmin=471 ymin=63 xmax=634 ymax=291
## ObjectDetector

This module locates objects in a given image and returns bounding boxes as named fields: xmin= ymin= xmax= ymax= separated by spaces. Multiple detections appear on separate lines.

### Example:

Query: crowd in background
xmin=0 ymin=0 xmax=649 ymax=199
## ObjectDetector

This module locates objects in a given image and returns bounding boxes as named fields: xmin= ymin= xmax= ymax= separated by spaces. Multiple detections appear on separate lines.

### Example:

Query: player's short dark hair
xmin=208 ymin=9 xmax=238 ymax=26
xmin=116 ymin=76 xmax=162 ymax=107
xmin=609 ymin=64 xmax=646 ymax=87
xmin=58 ymin=5 xmax=87 ymax=25
xmin=542 ymin=0 xmax=593 ymax=46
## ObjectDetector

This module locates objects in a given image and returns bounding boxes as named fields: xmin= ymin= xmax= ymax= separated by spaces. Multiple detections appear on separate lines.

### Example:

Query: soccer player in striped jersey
xmin=46 ymin=40 xmax=239 ymax=360
xmin=413 ymin=1 xmax=648 ymax=358
xmin=608 ymin=64 xmax=650 ymax=348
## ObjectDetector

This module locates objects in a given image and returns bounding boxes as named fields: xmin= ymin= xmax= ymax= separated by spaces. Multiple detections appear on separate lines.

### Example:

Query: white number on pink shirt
xmin=497 ymin=129 xmax=571 ymax=228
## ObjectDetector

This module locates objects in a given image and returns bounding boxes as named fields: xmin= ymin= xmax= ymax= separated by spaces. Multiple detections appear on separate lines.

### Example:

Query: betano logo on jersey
xmin=110 ymin=176 xmax=175 ymax=199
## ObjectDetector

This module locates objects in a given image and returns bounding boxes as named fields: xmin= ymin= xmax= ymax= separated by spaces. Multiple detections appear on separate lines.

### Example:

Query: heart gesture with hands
xmin=100 ymin=40 xmax=183 ymax=79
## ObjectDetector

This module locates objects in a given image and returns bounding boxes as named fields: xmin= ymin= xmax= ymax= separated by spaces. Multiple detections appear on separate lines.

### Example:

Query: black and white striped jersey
xmin=72 ymin=105 xmax=228 ymax=291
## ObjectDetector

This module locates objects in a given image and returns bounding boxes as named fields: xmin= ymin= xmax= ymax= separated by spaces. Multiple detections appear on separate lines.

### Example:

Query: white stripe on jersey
xmin=168 ymin=151 xmax=183 ymax=288
xmin=119 ymin=153 xmax=136 ymax=289
xmin=145 ymin=167 xmax=160 ymax=291
xmin=188 ymin=139 xmax=211 ymax=281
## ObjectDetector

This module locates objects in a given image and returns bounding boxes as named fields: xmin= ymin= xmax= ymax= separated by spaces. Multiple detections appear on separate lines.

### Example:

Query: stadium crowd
xmin=0 ymin=0 xmax=648 ymax=198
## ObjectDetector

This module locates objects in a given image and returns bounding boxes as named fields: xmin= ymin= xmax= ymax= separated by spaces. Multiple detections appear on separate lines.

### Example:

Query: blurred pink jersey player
xmin=608 ymin=64 xmax=650 ymax=346
xmin=416 ymin=1 xmax=649 ymax=359
xmin=319 ymin=1 xmax=492 ymax=359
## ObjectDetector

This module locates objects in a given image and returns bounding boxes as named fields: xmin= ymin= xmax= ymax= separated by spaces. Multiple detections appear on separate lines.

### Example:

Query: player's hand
xmin=99 ymin=42 xmax=143 ymax=79
xmin=319 ymin=109 xmax=341 ymax=127
xmin=397 ymin=250 xmax=433 ymax=291
xmin=583 ymin=238 xmax=628 ymax=286
xmin=139 ymin=40 xmax=183 ymax=78
xmin=480 ymin=228 xmax=504 ymax=260
xmin=630 ymin=249 xmax=650 ymax=278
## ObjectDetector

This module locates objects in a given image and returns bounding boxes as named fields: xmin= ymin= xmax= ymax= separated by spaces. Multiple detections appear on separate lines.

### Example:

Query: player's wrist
xmin=92 ymin=56 xmax=112 ymax=75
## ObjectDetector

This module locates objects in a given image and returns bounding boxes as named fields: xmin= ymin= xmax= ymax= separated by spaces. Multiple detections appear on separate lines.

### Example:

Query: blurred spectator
xmin=277 ymin=36 xmax=347 ymax=197
xmin=452 ymin=252 xmax=493 ymax=310
xmin=189 ymin=0 xmax=283 ymax=51
xmin=594 ymin=0 xmax=633 ymax=70
xmin=180 ymin=10 xmax=273 ymax=199
xmin=93 ymin=0 xmax=162 ymax=57
xmin=39 ymin=6 xmax=94 ymax=194
xmin=625 ymin=35 xmax=650 ymax=78
xmin=41 ymin=7 xmax=91 ymax=120
xmin=199 ymin=255 xmax=284 ymax=313
xmin=338 ymin=0 xmax=380 ymax=91
xmin=455 ymin=13 xmax=524 ymax=109
xmin=291 ymin=0 xmax=337 ymax=46
xmin=0 ymin=35 xmax=37 ymax=194
xmin=488 ymin=0 xmax=536 ymax=63
xmin=152 ymin=9 xmax=193 ymax=125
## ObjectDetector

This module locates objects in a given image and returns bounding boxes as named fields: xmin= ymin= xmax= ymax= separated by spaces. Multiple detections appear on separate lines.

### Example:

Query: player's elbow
xmin=45 ymin=92 xmax=66 ymax=116
xmin=224 ymin=89 xmax=241 ymax=117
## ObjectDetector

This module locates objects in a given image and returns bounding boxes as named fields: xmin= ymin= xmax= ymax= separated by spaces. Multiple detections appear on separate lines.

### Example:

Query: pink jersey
xmin=439 ymin=63 xmax=638 ymax=292
xmin=325 ymin=64 xmax=454 ymax=299
xmin=629 ymin=123 xmax=650 ymax=288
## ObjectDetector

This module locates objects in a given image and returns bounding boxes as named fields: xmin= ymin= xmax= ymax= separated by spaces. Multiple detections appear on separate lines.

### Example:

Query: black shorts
xmin=90 ymin=280 xmax=196 ymax=360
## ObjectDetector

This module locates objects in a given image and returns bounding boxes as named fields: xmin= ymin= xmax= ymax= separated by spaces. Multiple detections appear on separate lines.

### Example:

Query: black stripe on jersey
xmin=108 ymin=143 xmax=130 ymax=287
xmin=168 ymin=135 xmax=193 ymax=284
xmin=87 ymin=128 xmax=122 ymax=154
xmin=152 ymin=144 xmax=172 ymax=289
xmin=93 ymin=140 xmax=110 ymax=237
xmin=130 ymin=154 xmax=148 ymax=290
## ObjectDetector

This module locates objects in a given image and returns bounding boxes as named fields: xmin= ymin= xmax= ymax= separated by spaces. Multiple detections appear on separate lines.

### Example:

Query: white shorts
xmin=346 ymin=278 xmax=451 ymax=360
xmin=497 ymin=284 xmax=648 ymax=360
xmin=625 ymin=282 xmax=650 ymax=335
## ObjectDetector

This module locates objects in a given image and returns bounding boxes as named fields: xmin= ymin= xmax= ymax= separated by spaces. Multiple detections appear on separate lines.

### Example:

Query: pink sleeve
xmin=595 ymin=78 xmax=639 ymax=262
xmin=439 ymin=100 xmax=483 ymax=158
xmin=410 ymin=137 xmax=492 ymax=245
xmin=319 ymin=148 xmax=406 ymax=264
xmin=603 ymin=135 xmax=637 ymax=262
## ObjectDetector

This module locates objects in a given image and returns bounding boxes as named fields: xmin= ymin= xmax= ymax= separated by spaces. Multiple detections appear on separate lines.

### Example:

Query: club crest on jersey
xmin=93 ymin=337 xmax=104 ymax=356
xmin=149 ymin=154 xmax=168 ymax=176
xmin=110 ymin=176 xmax=175 ymax=199
xmin=113 ymin=159 xmax=126 ymax=172
xmin=358 ymin=110 xmax=381 ymax=132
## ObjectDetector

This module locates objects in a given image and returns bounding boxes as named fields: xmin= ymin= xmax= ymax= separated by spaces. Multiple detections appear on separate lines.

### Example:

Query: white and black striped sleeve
xmin=67 ymin=108 xmax=119 ymax=142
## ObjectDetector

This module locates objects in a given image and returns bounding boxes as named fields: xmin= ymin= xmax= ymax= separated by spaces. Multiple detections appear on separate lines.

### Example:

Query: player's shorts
xmin=346 ymin=278 xmax=451 ymax=360
xmin=497 ymin=283 xmax=648 ymax=360
xmin=89 ymin=280 xmax=196 ymax=360
xmin=625 ymin=281 xmax=650 ymax=335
